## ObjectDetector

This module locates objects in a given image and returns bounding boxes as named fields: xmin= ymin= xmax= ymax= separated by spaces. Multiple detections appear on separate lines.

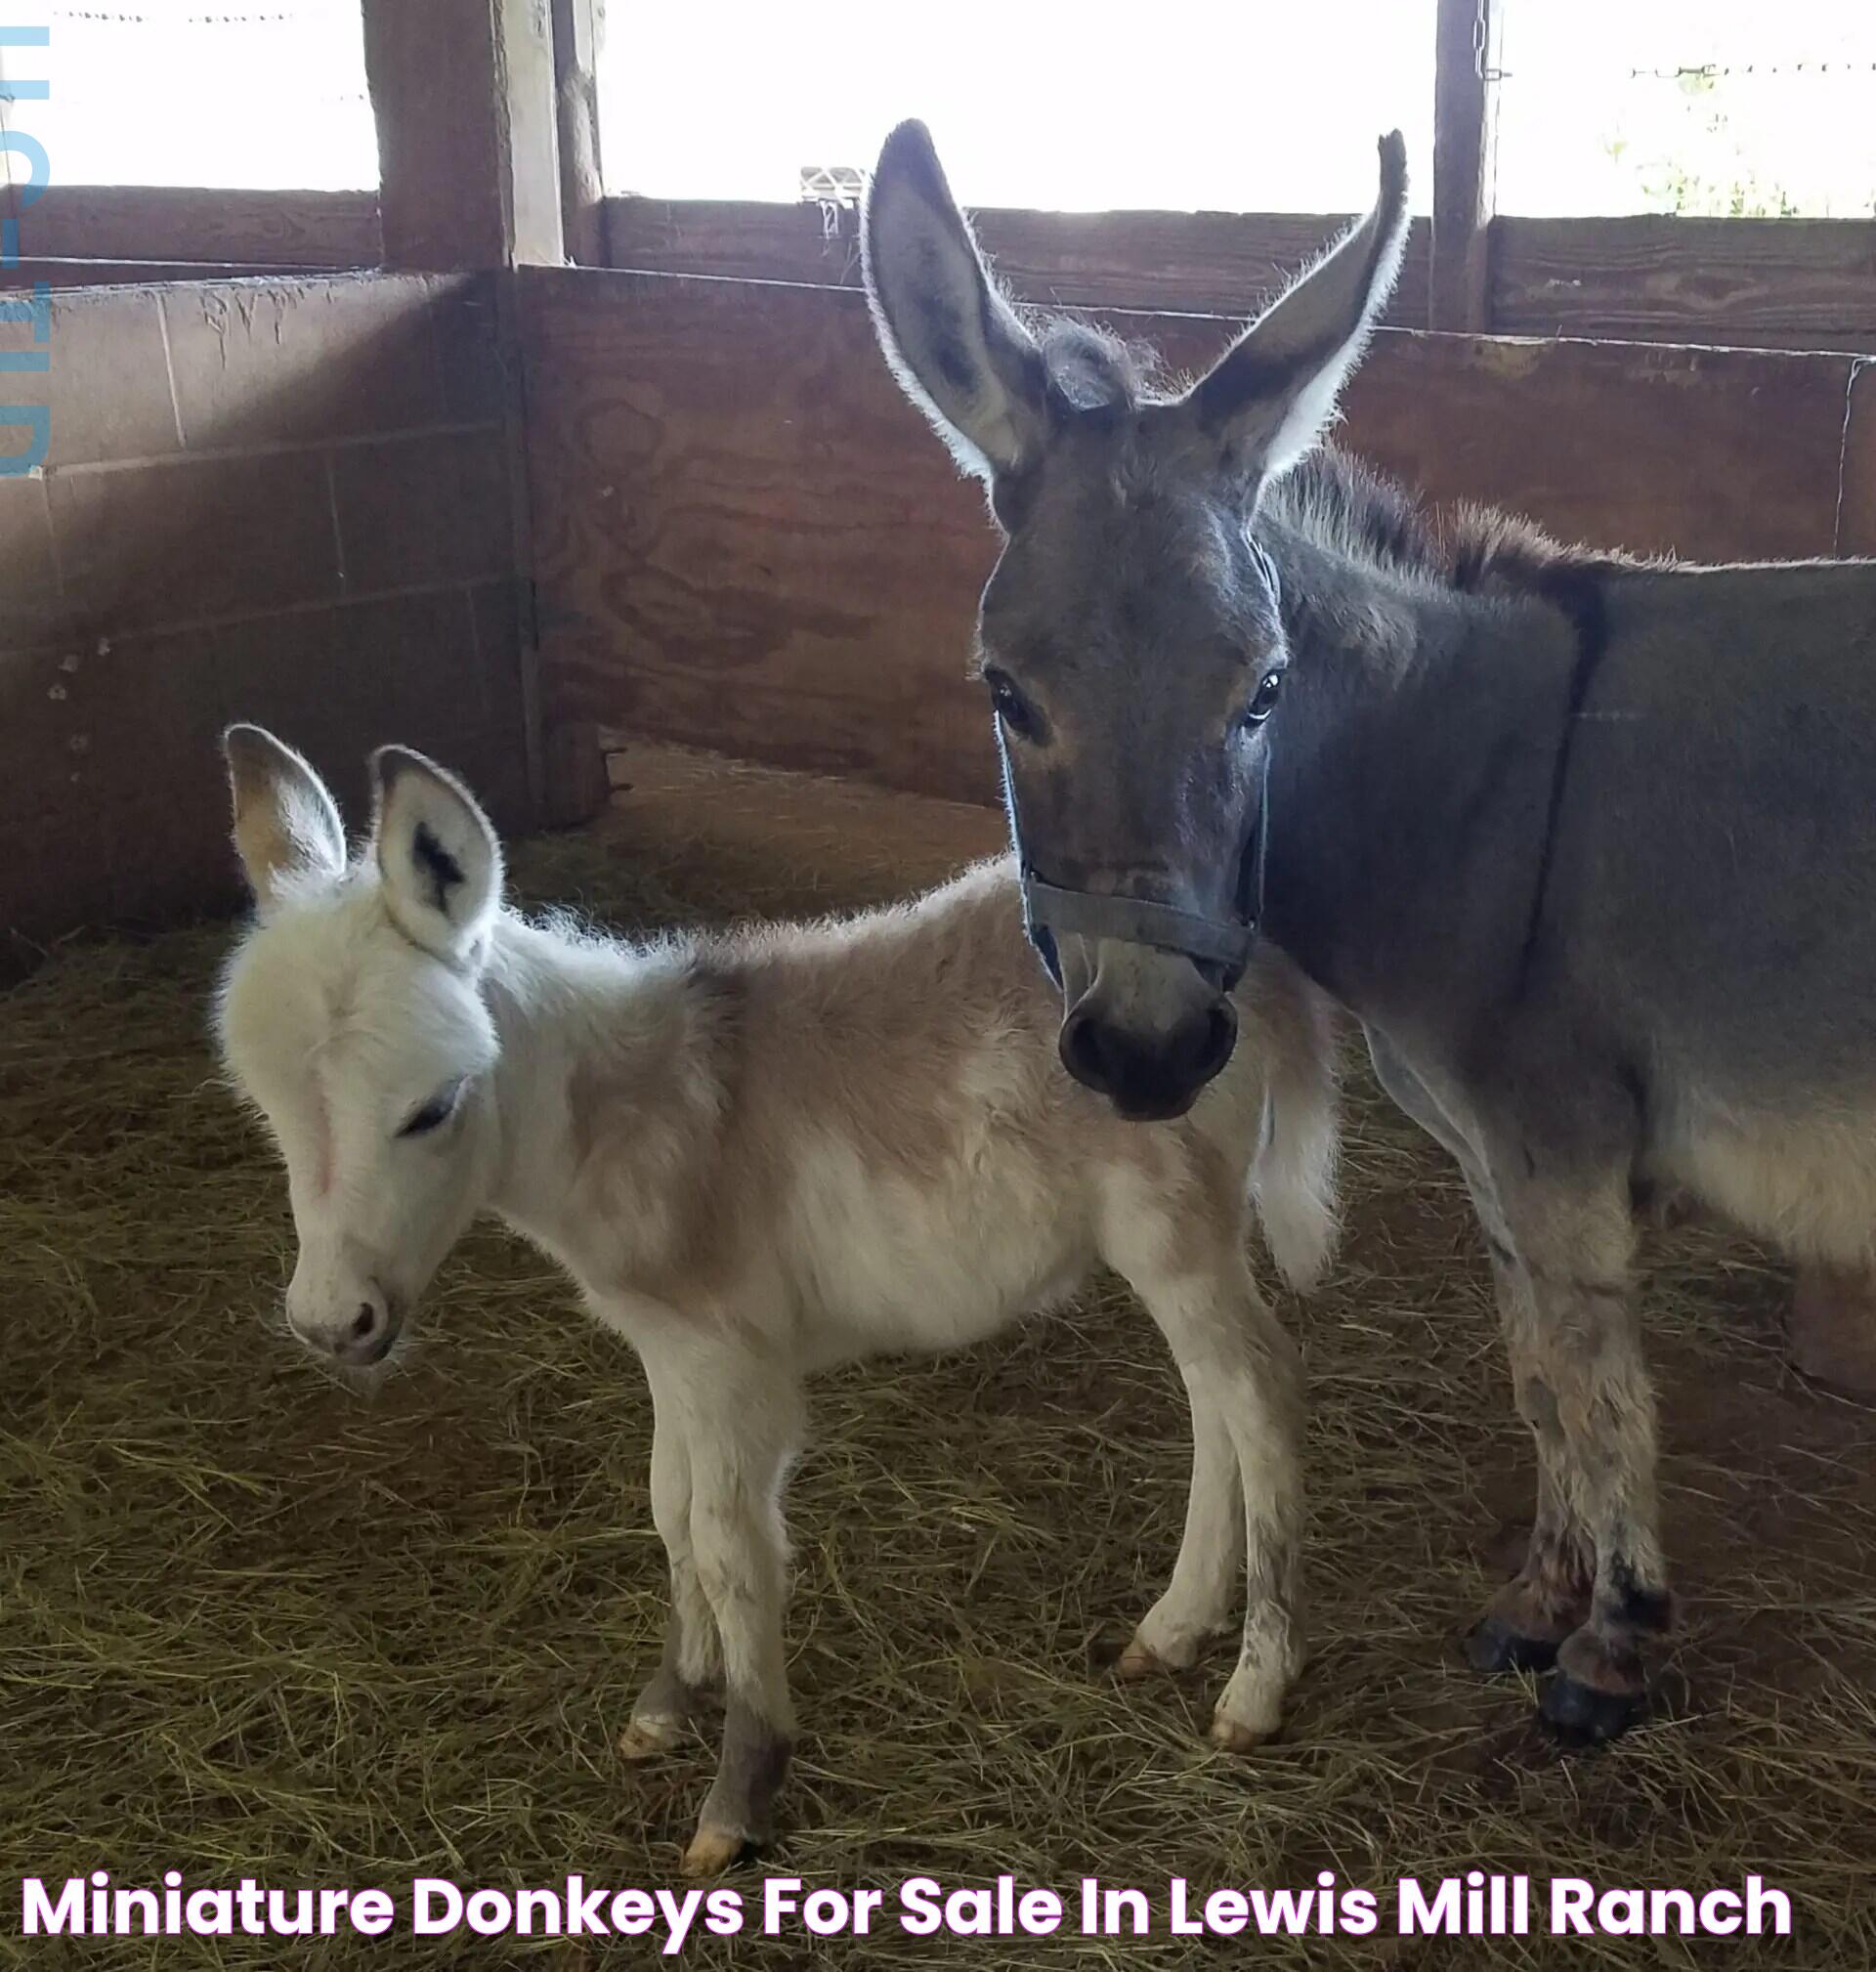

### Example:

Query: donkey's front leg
xmin=619 ymin=1367 xmax=722 ymax=1762
xmin=664 ymin=1349 xmax=804 ymax=1876
xmin=1486 ymin=1172 xmax=1671 ymax=1740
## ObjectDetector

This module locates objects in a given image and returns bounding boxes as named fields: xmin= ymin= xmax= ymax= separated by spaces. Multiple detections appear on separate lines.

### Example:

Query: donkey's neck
xmin=477 ymin=914 xmax=720 ymax=1297
xmin=1262 ymin=525 xmax=1586 ymax=1023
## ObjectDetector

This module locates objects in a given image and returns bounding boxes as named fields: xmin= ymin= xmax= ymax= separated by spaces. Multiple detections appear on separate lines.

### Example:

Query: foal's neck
xmin=478 ymin=911 xmax=713 ymax=1277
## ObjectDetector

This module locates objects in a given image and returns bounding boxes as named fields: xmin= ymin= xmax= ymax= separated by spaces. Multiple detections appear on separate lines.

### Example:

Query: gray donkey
xmin=863 ymin=119 xmax=1876 ymax=1741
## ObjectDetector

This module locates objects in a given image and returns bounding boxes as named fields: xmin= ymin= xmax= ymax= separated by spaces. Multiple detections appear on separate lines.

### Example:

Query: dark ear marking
xmin=412 ymin=821 xmax=464 ymax=915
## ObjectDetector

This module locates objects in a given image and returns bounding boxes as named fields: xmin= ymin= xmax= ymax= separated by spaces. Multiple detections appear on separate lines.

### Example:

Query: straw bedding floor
xmin=4 ymin=748 xmax=1874 ymax=1970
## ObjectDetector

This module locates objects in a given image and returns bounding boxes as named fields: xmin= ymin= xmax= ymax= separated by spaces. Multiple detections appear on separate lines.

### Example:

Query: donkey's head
xmin=216 ymin=727 xmax=504 ymax=1367
xmin=865 ymin=122 xmax=1407 ymax=1119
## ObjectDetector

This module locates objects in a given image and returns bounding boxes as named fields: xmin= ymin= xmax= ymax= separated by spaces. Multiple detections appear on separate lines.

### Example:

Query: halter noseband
xmin=999 ymin=730 xmax=1271 ymax=995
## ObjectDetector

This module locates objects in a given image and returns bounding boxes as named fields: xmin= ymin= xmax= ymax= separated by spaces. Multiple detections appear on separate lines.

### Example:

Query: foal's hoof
xmin=1117 ymin=1637 xmax=1179 ymax=1681
xmin=1539 ymin=1670 xmax=1643 ymax=1743
xmin=618 ymin=1713 xmax=686 ymax=1762
xmin=1465 ymin=1614 xmax=1562 ymax=1676
xmin=682 ymin=1822 xmax=760 ymax=1877
xmin=1208 ymin=1712 xmax=1275 ymax=1755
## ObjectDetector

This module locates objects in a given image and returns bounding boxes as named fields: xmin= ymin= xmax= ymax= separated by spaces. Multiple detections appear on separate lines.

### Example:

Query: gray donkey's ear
xmin=862 ymin=120 xmax=1047 ymax=486
xmin=1179 ymin=133 xmax=1411 ymax=489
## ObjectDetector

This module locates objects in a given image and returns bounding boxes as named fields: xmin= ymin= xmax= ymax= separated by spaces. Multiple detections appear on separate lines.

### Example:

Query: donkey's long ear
xmin=224 ymin=724 xmax=347 ymax=911
xmin=1180 ymin=133 xmax=1410 ymax=489
xmin=863 ymin=120 xmax=1047 ymax=486
xmin=370 ymin=746 xmax=502 ymax=965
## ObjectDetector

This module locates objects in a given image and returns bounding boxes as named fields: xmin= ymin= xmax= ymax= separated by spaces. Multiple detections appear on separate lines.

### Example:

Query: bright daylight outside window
xmin=1494 ymin=0 xmax=1876 ymax=216
xmin=600 ymin=2 xmax=1436 ymax=213
xmin=0 ymin=1 xmax=377 ymax=191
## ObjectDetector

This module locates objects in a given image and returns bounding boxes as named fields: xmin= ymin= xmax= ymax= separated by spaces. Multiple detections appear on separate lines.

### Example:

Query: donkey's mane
xmin=1274 ymin=447 xmax=1642 ymax=602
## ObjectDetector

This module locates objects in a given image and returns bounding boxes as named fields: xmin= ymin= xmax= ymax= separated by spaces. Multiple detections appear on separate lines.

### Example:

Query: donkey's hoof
xmin=618 ymin=1713 xmax=687 ymax=1762
xmin=1465 ymin=1614 xmax=1562 ymax=1676
xmin=1539 ymin=1670 xmax=1642 ymax=1743
xmin=682 ymin=1822 xmax=760 ymax=1877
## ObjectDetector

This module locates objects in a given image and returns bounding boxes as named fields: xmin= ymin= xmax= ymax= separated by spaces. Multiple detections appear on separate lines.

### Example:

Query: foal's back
xmin=655 ymin=857 xmax=1334 ymax=1355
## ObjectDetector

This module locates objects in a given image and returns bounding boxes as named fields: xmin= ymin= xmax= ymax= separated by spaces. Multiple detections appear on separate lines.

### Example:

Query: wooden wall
xmin=0 ymin=272 xmax=534 ymax=956
xmin=518 ymin=266 xmax=1876 ymax=811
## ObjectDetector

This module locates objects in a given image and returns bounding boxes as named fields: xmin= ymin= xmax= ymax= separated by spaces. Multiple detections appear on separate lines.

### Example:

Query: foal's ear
xmin=369 ymin=746 xmax=502 ymax=965
xmin=863 ymin=119 xmax=1047 ymax=488
xmin=1179 ymin=133 xmax=1410 ymax=489
xmin=223 ymin=724 xmax=347 ymax=910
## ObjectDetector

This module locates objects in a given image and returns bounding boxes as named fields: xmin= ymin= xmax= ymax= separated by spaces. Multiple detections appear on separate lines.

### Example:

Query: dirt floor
xmin=4 ymin=746 xmax=1874 ymax=1970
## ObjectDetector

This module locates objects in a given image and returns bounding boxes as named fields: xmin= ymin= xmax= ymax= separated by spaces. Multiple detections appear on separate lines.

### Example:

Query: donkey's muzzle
xmin=1060 ymin=998 xmax=1237 ymax=1121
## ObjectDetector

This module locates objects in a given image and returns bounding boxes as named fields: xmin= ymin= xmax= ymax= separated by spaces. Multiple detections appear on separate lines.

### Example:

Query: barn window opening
xmin=1494 ymin=0 xmax=1876 ymax=217
xmin=597 ymin=1 xmax=1438 ymax=213
xmin=1 ymin=0 xmax=378 ymax=192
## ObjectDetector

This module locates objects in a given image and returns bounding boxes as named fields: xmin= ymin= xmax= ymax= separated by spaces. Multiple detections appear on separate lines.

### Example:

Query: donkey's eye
xmin=1242 ymin=670 xmax=1285 ymax=728
xmin=983 ymin=668 xmax=1043 ymax=744
xmin=398 ymin=1082 xmax=463 ymax=1138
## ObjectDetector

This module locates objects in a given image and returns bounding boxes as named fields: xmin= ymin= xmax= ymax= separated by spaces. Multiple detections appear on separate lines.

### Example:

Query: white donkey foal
xmin=216 ymin=727 xmax=1339 ymax=1875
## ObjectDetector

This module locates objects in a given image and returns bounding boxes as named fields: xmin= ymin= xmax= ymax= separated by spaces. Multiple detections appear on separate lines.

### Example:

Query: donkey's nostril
xmin=1059 ymin=1008 xmax=1109 ymax=1093
xmin=1189 ymin=1002 xmax=1239 ymax=1085
xmin=352 ymin=1303 xmax=379 ymax=1340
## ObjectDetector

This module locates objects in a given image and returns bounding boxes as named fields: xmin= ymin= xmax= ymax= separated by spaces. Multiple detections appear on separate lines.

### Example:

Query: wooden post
xmin=551 ymin=0 xmax=606 ymax=266
xmin=362 ymin=0 xmax=563 ymax=270
xmin=1429 ymin=0 xmax=1496 ymax=332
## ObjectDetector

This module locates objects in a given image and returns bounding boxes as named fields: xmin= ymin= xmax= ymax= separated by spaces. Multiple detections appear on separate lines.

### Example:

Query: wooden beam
xmin=362 ymin=0 xmax=562 ymax=271
xmin=605 ymin=198 xmax=1432 ymax=327
xmin=1840 ymin=361 xmax=1876 ymax=557
xmin=1429 ymin=0 xmax=1496 ymax=331
xmin=15 ymin=188 xmax=378 ymax=268
xmin=551 ymin=0 xmax=606 ymax=265
xmin=1494 ymin=216 xmax=1876 ymax=353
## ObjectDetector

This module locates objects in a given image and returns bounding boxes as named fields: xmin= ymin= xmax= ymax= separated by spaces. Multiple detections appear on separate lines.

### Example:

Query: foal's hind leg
xmin=1476 ymin=1162 xmax=1671 ymax=1739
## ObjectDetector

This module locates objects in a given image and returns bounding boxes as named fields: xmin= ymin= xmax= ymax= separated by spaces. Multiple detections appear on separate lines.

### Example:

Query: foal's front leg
xmin=619 ymin=1368 xmax=723 ymax=1761
xmin=1118 ymin=1380 xmax=1243 ymax=1677
xmin=1109 ymin=1192 xmax=1305 ymax=1748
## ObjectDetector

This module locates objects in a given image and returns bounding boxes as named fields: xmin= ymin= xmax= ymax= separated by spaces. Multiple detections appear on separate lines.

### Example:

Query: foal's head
xmin=864 ymin=122 xmax=1407 ymax=1119
xmin=216 ymin=728 xmax=505 ymax=1366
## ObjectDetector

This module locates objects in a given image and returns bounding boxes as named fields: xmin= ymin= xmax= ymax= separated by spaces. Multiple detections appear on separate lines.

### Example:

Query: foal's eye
xmin=983 ymin=667 xmax=1043 ymax=744
xmin=1242 ymin=669 xmax=1285 ymax=728
xmin=398 ymin=1083 xmax=462 ymax=1138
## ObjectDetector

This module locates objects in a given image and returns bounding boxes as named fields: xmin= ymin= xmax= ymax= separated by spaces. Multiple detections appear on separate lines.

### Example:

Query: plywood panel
xmin=521 ymin=268 xmax=1002 ymax=808
xmin=520 ymin=267 xmax=1859 ymax=810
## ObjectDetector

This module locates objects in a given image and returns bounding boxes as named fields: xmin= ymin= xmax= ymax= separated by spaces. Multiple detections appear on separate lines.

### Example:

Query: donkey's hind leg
xmin=1105 ymin=1176 xmax=1305 ymax=1749
xmin=1477 ymin=1157 xmax=1670 ymax=1740
xmin=619 ymin=1363 xmax=723 ymax=1762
